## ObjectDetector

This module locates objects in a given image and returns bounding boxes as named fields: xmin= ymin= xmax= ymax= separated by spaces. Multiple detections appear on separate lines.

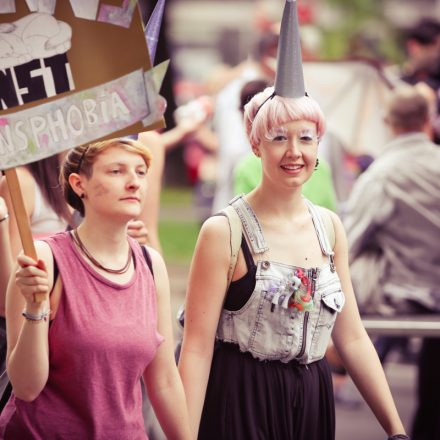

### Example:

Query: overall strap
xmin=229 ymin=195 xmax=269 ymax=255
xmin=303 ymin=199 xmax=335 ymax=256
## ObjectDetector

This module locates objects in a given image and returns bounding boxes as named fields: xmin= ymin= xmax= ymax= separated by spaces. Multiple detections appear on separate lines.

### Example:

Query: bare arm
xmin=137 ymin=131 xmax=165 ymax=253
xmin=190 ymin=126 xmax=219 ymax=153
xmin=143 ymin=247 xmax=191 ymax=440
xmin=161 ymin=96 xmax=217 ymax=153
xmin=329 ymin=211 xmax=406 ymax=436
xmin=0 ymin=197 xmax=12 ymax=316
xmin=178 ymin=216 xmax=230 ymax=438
xmin=6 ymin=240 xmax=54 ymax=401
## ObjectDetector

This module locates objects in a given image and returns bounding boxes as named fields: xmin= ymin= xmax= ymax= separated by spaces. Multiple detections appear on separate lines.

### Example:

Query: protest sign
xmin=0 ymin=1 xmax=167 ymax=299
xmin=0 ymin=0 xmax=166 ymax=170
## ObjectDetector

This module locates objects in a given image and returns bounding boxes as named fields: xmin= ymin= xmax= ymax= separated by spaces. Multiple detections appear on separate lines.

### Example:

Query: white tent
xmin=303 ymin=60 xmax=402 ymax=155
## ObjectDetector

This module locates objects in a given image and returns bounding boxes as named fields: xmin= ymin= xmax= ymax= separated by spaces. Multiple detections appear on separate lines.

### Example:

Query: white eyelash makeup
xmin=298 ymin=128 xmax=316 ymax=139
xmin=265 ymin=126 xmax=318 ymax=142
xmin=265 ymin=127 xmax=288 ymax=141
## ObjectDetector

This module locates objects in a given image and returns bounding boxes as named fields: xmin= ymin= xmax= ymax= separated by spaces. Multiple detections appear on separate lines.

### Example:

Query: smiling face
xmin=257 ymin=119 xmax=318 ymax=189
xmin=79 ymin=146 xmax=148 ymax=221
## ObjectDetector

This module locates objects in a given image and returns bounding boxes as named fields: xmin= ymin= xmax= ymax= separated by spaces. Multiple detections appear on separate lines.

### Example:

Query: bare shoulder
xmin=15 ymin=240 xmax=56 ymax=290
xmin=34 ymin=240 xmax=55 ymax=273
xmin=323 ymin=209 xmax=348 ymax=253
xmin=200 ymin=214 xmax=230 ymax=240
xmin=143 ymin=245 xmax=166 ymax=274
xmin=141 ymin=246 xmax=169 ymax=304
xmin=324 ymin=209 xmax=344 ymax=230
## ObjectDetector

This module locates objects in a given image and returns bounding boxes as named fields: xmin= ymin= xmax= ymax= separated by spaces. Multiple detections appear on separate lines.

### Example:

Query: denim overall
xmin=216 ymin=195 xmax=345 ymax=364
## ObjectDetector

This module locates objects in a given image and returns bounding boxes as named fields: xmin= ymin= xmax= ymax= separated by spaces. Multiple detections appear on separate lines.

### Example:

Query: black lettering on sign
xmin=0 ymin=53 xmax=74 ymax=111
xmin=15 ymin=59 xmax=47 ymax=104
xmin=44 ymin=53 xmax=72 ymax=94
xmin=0 ymin=70 xmax=19 ymax=110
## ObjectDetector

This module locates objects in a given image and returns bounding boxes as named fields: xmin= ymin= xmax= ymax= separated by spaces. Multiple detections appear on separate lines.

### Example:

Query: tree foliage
xmin=320 ymin=0 xmax=404 ymax=63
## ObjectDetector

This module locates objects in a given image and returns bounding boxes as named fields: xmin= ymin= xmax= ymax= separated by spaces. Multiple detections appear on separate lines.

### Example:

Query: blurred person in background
xmin=172 ymin=97 xmax=219 ymax=223
xmin=0 ymin=197 xmax=12 ymax=316
xmin=134 ymin=131 xmax=166 ymax=253
xmin=0 ymin=155 xmax=72 ymax=259
xmin=344 ymin=85 xmax=440 ymax=440
xmin=210 ymin=29 xmax=279 ymax=213
xmin=401 ymin=18 xmax=440 ymax=89
xmin=0 ymin=197 xmax=12 ymax=398
xmin=401 ymin=18 xmax=440 ymax=144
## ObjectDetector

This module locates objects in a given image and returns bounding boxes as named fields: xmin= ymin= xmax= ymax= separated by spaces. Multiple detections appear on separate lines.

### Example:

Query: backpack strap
xmin=219 ymin=204 xmax=242 ymax=287
xmin=176 ymin=207 xmax=243 ymax=332
xmin=49 ymin=259 xmax=63 ymax=322
xmin=141 ymin=245 xmax=154 ymax=280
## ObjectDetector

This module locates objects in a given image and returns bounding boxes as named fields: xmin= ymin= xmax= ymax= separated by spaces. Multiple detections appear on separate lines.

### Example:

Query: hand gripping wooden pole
xmin=4 ymin=168 xmax=46 ymax=303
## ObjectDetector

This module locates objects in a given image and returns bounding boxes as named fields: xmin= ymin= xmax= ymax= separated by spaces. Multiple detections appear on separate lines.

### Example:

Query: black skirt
xmin=199 ymin=342 xmax=335 ymax=440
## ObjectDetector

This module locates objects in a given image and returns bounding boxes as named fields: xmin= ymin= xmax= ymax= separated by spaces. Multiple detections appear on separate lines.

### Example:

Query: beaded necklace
xmin=72 ymin=229 xmax=132 ymax=274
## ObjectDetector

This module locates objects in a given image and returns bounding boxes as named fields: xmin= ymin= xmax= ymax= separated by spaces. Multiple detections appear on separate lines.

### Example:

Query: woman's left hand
xmin=127 ymin=219 xmax=149 ymax=245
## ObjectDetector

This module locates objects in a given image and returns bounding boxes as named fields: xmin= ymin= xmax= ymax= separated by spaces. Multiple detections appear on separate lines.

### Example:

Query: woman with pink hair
xmin=178 ymin=2 xmax=407 ymax=439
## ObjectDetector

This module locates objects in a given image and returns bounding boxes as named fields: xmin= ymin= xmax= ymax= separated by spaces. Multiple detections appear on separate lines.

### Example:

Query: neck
xmin=76 ymin=212 xmax=129 ymax=256
xmin=392 ymin=126 xmax=429 ymax=139
xmin=249 ymin=180 xmax=305 ymax=220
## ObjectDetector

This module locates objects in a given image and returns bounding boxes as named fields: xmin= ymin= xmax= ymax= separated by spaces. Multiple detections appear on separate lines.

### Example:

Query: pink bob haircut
xmin=244 ymin=86 xmax=326 ymax=149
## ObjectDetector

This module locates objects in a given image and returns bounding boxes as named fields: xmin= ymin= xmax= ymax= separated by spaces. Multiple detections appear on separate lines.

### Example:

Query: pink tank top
xmin=0 ymin=232 xmax=163 ymax=439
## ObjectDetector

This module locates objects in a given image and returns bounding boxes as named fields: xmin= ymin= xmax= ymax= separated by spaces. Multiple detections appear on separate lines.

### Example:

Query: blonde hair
xmin=244 ymin=86 xmax=326 ymax=149
xmin=60 ymin=138 xmax=152 ymax=216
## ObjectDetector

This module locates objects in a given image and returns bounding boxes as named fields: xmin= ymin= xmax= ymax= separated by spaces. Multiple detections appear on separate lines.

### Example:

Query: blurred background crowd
xmin=1 ymin=1 xmax=440 ymax=439
xmin=152 ymin=0 xmax=440 ymax=214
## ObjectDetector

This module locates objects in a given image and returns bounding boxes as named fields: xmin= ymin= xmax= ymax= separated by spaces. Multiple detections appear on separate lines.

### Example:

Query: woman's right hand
xmin=15 ymin=254 xmax=49 ymax=309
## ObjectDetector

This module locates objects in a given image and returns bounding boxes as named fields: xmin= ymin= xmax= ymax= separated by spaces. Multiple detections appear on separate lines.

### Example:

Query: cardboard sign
xmin=0 ymin=0 xmax=165 ymax=170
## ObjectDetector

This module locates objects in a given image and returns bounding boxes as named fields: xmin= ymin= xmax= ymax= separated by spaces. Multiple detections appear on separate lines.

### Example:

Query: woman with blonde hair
xmin=0 ymin=138 xmax=190 ymax=439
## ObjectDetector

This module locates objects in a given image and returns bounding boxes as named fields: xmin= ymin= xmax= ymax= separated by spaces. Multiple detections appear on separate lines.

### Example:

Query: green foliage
xmin=159 ymin=220 xmax=199 ymax=263
xmin=320 ymin=0 xmax=404 ymax=63
xmin=327 ymin=0 xmax=381 ymax=19
xmin=160 ymin=187 xmax=193 ymax=205
xmin=159 ymin=187 xmax=200 ymax=263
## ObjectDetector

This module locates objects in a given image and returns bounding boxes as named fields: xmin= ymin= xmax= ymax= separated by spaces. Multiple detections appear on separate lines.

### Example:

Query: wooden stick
xmin=4 ymin=168 xmax=46 ymax=302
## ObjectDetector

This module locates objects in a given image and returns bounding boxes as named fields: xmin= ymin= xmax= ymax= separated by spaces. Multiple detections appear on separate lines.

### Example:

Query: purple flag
xmin=144 ymin=0 xmax=166 ymax=64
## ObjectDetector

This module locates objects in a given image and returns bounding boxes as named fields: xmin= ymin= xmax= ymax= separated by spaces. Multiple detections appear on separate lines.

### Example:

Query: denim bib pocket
xmin=309 ymin=289 xmax=345 ymax=361
xmin=321 ymin=289 xmax=345 ymax=316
